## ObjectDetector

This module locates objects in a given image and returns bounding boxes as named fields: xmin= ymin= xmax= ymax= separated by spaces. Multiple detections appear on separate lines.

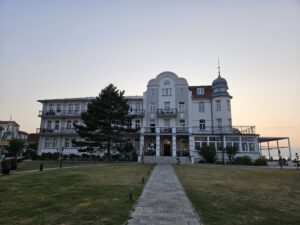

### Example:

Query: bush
xmin=31 ymin=151 xmax=40 ymax=160
xmin=52 ymin=152 xmax=60 ymax=161
xmin=199 ymin=146 xmax=216 ymax=163
xmin=1 ymin=159 xmax=11 ymax=174
xmin=255 ymin=157 xmax=267 ymax=166
xmin=10 ymin=158 xmax=18 ymax=170
xmin=233 ymin=156 xmax=253 ymax=165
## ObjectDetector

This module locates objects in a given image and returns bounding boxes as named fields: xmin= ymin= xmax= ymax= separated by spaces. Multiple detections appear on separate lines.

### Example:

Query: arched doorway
xmin=163 ymin=138 xmax=171 ymax=156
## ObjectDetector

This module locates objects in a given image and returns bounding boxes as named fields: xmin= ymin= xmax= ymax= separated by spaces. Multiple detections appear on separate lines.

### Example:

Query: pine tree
xmin=73 ymin=84 xmax=136 ymax=162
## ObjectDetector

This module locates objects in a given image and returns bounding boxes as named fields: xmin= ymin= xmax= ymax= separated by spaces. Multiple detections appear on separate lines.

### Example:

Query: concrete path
xmin=127 ymin=164 xmax=202 ymax=225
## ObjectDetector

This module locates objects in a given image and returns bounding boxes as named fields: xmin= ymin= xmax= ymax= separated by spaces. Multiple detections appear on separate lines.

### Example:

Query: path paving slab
xmin=127 ymin=164 xmax=202 ymax=225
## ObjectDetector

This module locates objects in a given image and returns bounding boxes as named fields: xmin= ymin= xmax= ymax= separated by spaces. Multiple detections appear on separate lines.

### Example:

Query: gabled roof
xmin=188 ymin=86 xmax=212 ymax=99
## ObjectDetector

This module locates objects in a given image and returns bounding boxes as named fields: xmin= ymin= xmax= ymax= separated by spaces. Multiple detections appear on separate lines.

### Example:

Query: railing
xmin=176 ymin=127 xmax=189 ymax=133
xmin=36 ymin=128 xmax=77 ymax=134
xmin=38 ymin=110 xmax=86 ymax=117
xmin=128 ymin=109 xmax=144 ymax=116
xmin=157 ymin=108 xmax=177 ymax=117
xmin=192 ymin=126 xmax=256 ymax=134
xmin=160 ymin=127 xmax=172 ymax=133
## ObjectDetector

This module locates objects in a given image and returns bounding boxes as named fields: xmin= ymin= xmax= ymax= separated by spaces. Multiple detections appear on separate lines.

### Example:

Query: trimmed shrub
xmin=52 ymin=152 xmax=60 ymax=161
xmin=10 ymin=158 xmax=18 ymax=170
xmin=233 ymin=156 xmax=253 ymax=165
xmin=255 ymin=157 xmax=267 ymax=166
xmin=1 ymin=159 xmax=11 ymax=174
xmin=199 ymin=146 xmax=216 ymax=163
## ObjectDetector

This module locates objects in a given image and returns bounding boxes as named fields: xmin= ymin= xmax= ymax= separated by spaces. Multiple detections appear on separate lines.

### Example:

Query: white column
xmin=189 ymin=135 xmax=195 ymax=163
xmin=156 ymin=135 xmax=160 ymax=156
xmin=172 ymin=135 xmax=176 ymax=157
xmin=239 ymin=136 xmax=242 ymax=154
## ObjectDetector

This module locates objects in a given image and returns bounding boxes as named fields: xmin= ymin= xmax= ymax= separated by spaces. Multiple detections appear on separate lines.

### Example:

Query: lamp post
xmin=60 ymin=147 xmax=64 ymax=169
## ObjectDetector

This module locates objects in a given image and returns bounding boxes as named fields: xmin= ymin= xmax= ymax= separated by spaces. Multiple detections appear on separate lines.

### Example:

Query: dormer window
xmin=197 ymin=88 xmax=204 ymax=95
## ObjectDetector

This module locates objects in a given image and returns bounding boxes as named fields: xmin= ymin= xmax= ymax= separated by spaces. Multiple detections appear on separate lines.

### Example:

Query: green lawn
xmin=175 ymin=165 xmax=300 ymax=225
xmin=0 ymin=164 xmax=151 ymax=225
xmin=16 ymin=160 xmax=104 ymax=172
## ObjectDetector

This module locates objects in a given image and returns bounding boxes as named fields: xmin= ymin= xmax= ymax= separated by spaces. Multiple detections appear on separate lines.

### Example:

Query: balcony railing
xmin=128 ymin=109 xmax=144 ymax=116
xmin=38 ymin=110 xmax=85 ymax=117
xmin=36 ymin=128 xmax=77 ymax=134
xmin=192 ymin=126 xmax=256 ymax=134
xmin=157 ymin=108 xmax=177 ymax=117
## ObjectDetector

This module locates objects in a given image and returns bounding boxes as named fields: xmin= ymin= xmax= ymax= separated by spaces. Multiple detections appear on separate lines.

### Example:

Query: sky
xmin=0 ymin=0 xmax=300 ymax=150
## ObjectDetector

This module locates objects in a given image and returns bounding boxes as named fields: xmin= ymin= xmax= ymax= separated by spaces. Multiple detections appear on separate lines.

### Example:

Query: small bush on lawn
xmin=233 ymin=156 xmax=253 ymax=165
xmin=199 ymin=146 xmax=217 ymax=163
xmin=1 ymin=159 xmax=11 ymax=174
xmin=255 ymin=157 xmax=268 ymax=166
xmin=10 ymin=158 xmax=18 ymax=170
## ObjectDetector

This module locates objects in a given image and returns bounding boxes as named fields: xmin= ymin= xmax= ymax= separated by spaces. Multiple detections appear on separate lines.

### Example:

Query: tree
xmin=73 ymin=84 xmax=136 ymax=162
xmin=199 ymin=146 xmax=216 ymax=163
xmin=7 ymin=139 xmax=25 ymax=158
xmin=225 ymin=146 xmax=238 ymax=164
xmin=117 ymin=142 xmax=135 ymax=160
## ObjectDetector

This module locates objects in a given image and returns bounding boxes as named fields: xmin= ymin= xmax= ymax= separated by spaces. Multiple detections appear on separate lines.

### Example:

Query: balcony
xmin=192 ymin=126 xmax=256 ymax=134
xmin=38 ymin=110 xmax=86 ymax=117
xmin=36 ymin=128 xmax=77 ymax=135
xmin=157 ymin=108 xmax=177 ymax=117
xmin=128 ymin=109 xmax=144 ymax=116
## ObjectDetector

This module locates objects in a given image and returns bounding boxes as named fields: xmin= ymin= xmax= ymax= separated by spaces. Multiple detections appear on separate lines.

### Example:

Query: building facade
xmin=37 ymin=71 xmax=260 ymax=163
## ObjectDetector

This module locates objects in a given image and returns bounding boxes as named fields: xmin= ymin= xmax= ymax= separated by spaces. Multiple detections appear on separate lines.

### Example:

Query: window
xmin=54 ymin=121 xmax=59 ymax=130
xmin=65 ymin=138 xmax=70 ymax=148
xmin=45 ymin=138 xmax=51 ymax=148
xmin=150 ymin=103 xmax=156 ymax=113
xmin=74 ymin=120 xmax=78 ymax=126
xmin=75 ymin=104 xmax=80 ymax=113
xmin=197 ymin=88 xmax=204 ymax=95
xmin=216 ymin=100 xmax=221 ymax=111
xmin=199 ymin=119 xmax=206 ymax=131
xmin=227 ymin=100 xmax=231 ymax=111
xmin=164 ymin=119 xmax=170 ymax=127
xmin=68 ymin=104 xmax=73 ymax=114
xmin=162 ymin=88 xmax=172 ymax=96
xmin=49 ymin=104 xmax=54 ymax=112
xmin=199 ymin=102 xmax=205 ymax=112
xmin=52 ymin=138 xmax=57 ymax=147
xmin=151 ymin=89 xmax=155 ymax=96
xmin=164 ymin=102 xmax=170 ymax=109
xmin=66 ymin=120 xmax=72 ymax=129
xmin=179 ymin=119 xmax=185 ymax=127
xmin=179 ymin=102 xmax=185 ymax=112
xmin=217 ymin=119 xmax=222 ymax=129
xmin=56 ymin=104 xmax=61 ymax=113
xmin=47 ymin=121 xmax=52 ymax=130
xmin=135 ymin=120 xmax=140 ymax=129
xmin=164 ymin=80 xmax=170 ymax=85
xmin=180 ymin=87 xmax=185 ymax=95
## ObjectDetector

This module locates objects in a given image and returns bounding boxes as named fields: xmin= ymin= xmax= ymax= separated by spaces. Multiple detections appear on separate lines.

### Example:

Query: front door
xmin=163 ymin=139 xmax=171 ymax=156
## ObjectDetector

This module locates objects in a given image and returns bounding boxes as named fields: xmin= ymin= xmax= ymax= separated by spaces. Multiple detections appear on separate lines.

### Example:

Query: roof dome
xmin=212 ymin=75 xmax=228 ymax=89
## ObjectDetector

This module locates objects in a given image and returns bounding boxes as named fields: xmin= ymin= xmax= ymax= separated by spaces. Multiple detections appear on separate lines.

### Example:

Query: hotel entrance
xmin=162 ymin=138 xmax=172 ymax=156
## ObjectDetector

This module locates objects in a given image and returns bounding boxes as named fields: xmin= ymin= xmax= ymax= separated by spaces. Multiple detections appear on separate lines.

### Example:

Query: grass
xmin=0 ymin=164 xmax=151 ymax=225
xmin=15 ymin=160 xmax=103 ymax=172
xmin=175 ymin=165 xmax=300 ymax=225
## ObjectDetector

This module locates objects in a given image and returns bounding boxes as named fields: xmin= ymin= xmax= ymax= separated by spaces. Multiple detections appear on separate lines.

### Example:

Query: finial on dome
xmin=218 ymin=58 xmax=221 ymax=77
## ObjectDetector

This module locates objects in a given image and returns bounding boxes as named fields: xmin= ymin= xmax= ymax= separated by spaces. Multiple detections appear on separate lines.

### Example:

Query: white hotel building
xmin=37 ymin=71 xmax=260 ymax=163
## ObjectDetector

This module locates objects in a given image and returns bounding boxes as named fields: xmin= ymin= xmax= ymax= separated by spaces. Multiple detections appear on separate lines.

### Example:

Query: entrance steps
xmin=142 ymin=156 xmax=191 ymax=164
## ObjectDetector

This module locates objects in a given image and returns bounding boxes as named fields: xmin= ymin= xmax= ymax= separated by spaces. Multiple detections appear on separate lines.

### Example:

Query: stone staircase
xmin=142 ymin=156 xmax=191 ymax=164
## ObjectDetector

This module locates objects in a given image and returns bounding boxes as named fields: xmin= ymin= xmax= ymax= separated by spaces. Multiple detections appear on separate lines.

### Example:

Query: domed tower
xmin=211 ymin=61 xmax=232 ymax=129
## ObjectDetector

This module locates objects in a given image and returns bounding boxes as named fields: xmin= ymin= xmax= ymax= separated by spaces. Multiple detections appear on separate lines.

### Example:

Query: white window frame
xmin=199 ymin=102 xmax=205 ymax=112
xmin=197 ymin=88 xmax=204 ymax=95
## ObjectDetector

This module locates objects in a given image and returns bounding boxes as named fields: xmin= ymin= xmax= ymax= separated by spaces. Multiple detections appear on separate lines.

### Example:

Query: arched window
xmin=199 ymin=119 xmax=206 ymax=131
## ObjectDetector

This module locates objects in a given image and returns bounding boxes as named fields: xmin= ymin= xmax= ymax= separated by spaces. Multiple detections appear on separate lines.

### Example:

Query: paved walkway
xmin=127 ymin=164 xmax=201 ymax=225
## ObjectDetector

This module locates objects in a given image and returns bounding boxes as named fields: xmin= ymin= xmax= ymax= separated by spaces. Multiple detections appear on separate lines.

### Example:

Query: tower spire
xmin=218 ymin=58 xmax=221 ymax=77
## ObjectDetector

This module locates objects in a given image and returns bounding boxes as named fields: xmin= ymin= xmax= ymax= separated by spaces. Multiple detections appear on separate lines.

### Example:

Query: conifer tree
xmin=73 ymin=84 xmax=136 ymax=162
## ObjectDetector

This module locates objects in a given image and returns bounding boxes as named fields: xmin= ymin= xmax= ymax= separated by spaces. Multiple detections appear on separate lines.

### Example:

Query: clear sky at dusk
xmin=0 ymin=0 xmax=300 ymax=150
